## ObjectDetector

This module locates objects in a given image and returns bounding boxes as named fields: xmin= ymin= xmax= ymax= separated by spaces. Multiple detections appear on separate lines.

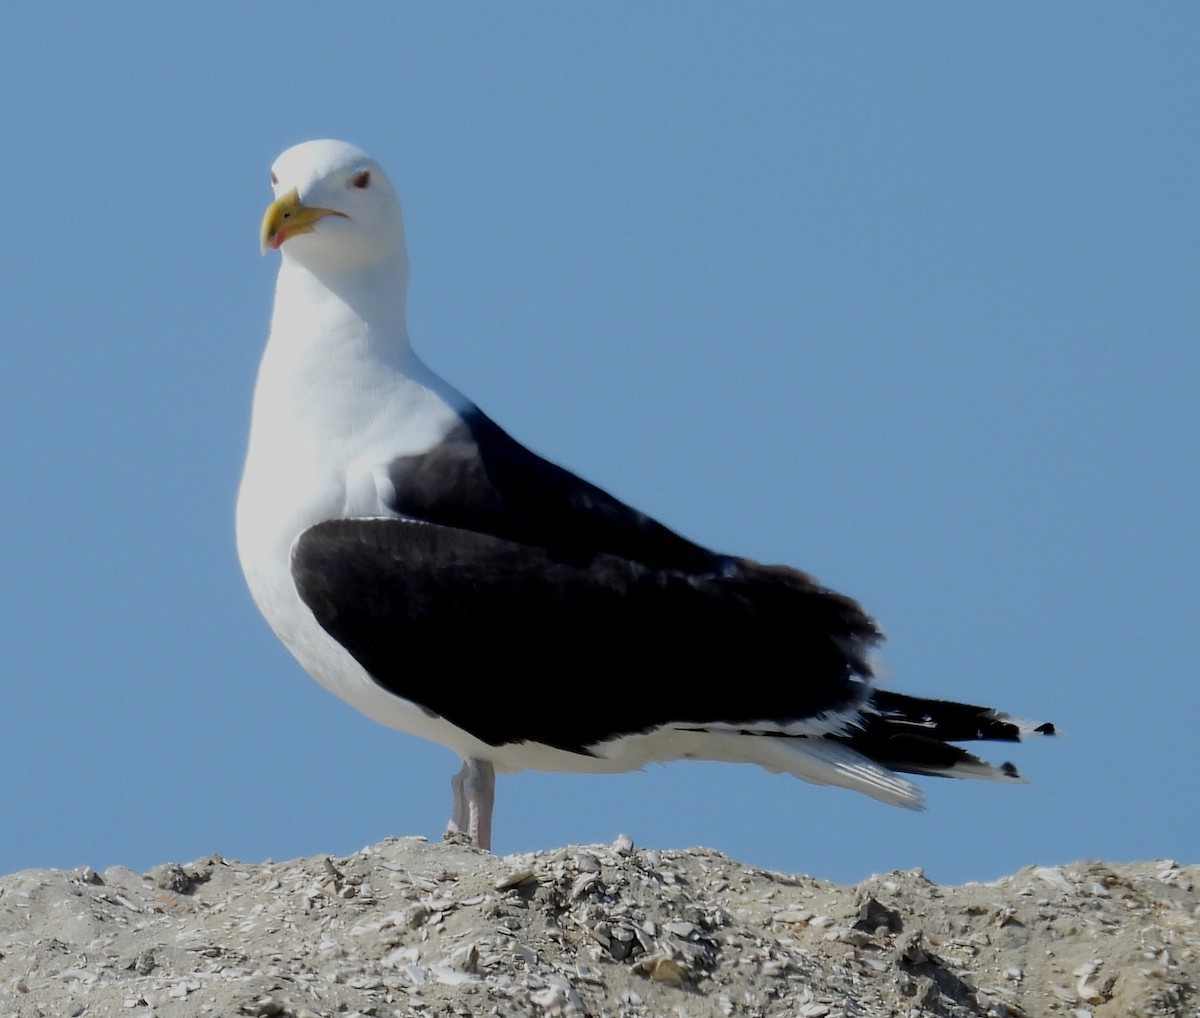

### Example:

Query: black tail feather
xmin=837 ymin=690 xmax=1056 ymax=780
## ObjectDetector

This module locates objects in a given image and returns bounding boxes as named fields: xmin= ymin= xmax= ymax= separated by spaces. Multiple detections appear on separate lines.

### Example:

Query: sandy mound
xmin=0 ymin=836 xmax=1194 ymax=1017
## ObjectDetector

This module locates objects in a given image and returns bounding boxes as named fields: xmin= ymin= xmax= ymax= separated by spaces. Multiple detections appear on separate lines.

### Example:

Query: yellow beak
xmin=260 ymin=188 xmax=347 ymax=252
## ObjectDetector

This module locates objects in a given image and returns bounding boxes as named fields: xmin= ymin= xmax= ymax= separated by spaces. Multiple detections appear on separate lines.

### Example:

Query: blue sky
xmin=2 ymin=5 xmax=1195 ymax=885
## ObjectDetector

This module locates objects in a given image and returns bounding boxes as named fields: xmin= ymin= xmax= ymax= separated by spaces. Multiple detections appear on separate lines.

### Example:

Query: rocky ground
xmin=0 ymin=836 xmax=1194 ymax=1017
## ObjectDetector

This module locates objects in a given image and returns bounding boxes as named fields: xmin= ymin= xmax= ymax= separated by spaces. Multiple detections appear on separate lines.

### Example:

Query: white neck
xmin=271 ymin=252 xmax=414 ymax=361
xmin=253 ymin=252 xmax=470 ymax=452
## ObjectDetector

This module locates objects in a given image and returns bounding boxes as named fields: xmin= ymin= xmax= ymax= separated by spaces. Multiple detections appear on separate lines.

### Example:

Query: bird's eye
xmin=352 ymin=170 xmax=371 ymax=189
xmin=270 ymin=171 xmax=278 ymax=186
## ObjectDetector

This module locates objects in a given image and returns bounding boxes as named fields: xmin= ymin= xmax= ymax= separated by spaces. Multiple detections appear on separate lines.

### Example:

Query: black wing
xmin=292 ymin=518 xmax=881 ymax=754
xmin=387 ymin=408 xmax=722 ymax=572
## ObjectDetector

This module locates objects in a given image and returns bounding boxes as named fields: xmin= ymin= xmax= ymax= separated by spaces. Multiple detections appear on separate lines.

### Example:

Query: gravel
xmin=0 ymin=836 xmax=1195 ymax=1017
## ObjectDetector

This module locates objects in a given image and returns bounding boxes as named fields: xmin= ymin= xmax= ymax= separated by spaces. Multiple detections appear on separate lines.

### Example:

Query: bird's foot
xmin=446 ymin=756 xmax=496 ymax=850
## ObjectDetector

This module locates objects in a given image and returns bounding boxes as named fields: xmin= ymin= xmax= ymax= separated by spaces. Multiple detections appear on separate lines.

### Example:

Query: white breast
xmin=235 ymin=262 xmax=472 ymax=740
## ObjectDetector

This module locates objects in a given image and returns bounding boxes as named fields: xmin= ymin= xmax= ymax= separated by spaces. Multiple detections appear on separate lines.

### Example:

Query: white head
xmin=261 ymin=140 xmax=408 ymax=281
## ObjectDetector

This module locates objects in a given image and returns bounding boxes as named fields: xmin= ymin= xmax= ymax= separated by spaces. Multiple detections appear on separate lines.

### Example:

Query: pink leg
xmin=446 ymin=757 xmax=496 ymax=850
